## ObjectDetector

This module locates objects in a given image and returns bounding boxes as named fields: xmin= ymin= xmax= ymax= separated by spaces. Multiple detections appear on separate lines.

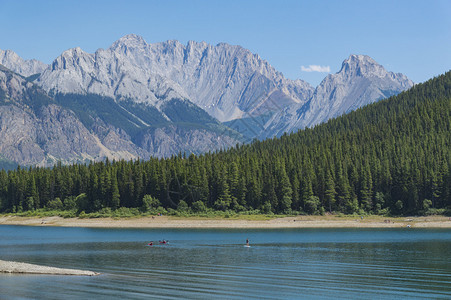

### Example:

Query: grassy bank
xmin=0 ymin=208 xmax=285 ymax=220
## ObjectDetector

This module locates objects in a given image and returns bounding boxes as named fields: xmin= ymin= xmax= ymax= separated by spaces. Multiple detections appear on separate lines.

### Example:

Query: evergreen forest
xmin=0 ymin=71 xmax=450 ymax=216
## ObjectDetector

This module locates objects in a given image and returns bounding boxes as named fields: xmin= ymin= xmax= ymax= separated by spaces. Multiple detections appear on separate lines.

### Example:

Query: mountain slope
xmin=53 ymin=92 xmax=240 ymax=159
xmin=0 ymin=66 xmax=240 ymax=166
xmin=37 ymin=34 xmax=314 ymax=122
xmin=0 ymin=49 xmax=47 ymax=77
xmin=1 ymin=70 xmax=449 ymax=215
xmin=29 ymin=36 xmax=413 ymax=142
xmin=0 ymin=65 xmax=112 ymax=166
xmin=1 ymin=37 xmax=415 ymax=165
xmin=260 ymin=55 xmax=414 ymax=138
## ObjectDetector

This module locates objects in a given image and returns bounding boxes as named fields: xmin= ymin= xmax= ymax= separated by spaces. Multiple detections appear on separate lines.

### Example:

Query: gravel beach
xmin=1 ymin=215 xmax=451 ymax=228
xmin=0 ymin=260 xmax=99 ymax=276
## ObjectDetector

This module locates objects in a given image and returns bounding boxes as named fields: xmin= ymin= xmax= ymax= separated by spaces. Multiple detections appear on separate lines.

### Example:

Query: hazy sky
xmin=0 ymin=0 xmax=450 ymax=86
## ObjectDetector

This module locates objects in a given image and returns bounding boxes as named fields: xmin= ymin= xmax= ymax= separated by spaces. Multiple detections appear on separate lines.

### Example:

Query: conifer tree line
xmin=0 ymin=71 xmax=450 ymax=215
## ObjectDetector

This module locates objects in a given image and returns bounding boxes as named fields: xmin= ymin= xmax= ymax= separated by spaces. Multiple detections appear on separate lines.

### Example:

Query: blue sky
xmin=0 ymin=0 xmax=450 ymax=86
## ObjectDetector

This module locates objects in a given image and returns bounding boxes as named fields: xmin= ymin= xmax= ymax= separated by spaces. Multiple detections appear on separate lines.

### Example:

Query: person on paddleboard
xmin=246 ymin=238 xmax=249 ymax=246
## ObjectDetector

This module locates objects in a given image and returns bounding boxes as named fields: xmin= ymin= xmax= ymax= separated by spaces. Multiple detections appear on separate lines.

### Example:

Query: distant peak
xmin=343 ymin=54 xmax=377 ymax=66
xmin=119 ymin=34 xmax=146 ymax=43
xmin=339 ymin=54 xmax=386 ymax=77
xmin=110 ymin=34 xmax=148 ymax=50
xmin=163 ymin=39 xmax=183 ymax=47
xmin=4 ymin=49 xmax=17 ymax=55
xmin=0 ymin=49 xmax=20 ymax=59
xmin=60 ymin=47 xmax=87 ymax=57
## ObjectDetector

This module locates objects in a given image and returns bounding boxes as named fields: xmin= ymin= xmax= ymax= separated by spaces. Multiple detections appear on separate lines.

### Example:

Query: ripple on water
xmin=2 ymin=227 xmax=451 ymax=299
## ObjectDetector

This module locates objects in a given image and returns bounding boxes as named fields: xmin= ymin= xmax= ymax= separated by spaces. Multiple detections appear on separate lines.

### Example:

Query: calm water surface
xmin=1 ymin=226 xmax=451 ymax=299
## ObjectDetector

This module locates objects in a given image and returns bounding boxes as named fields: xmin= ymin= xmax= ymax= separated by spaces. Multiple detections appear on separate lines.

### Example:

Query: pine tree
xmin=262 ymin=175 xmax=277 ymax=213
xmin=1 ymin=70 xmax=451 ymax=217
xmin=291 ymin=173 xmax=301 ymax=211
xmin=324 ymin=170 xmax=336 ymax=213
xmin=215 ymin=166 xmax=232 ymax=211
xmin=110 ymin=170 xmax=120 ymax=209
xmin=277 ymin=163 xmax=293 ymax=213
xmin=360 ymin=162 xmax=373 ymax=212
xmin=25 ymin=174 xmax=39 ymax=210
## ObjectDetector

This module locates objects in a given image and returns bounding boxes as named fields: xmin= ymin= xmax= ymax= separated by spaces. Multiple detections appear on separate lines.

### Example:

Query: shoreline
xmin=0 ymin=260 xmax=99 ymax=276
xmin=1 ymin=215 xmax=451 ymax=229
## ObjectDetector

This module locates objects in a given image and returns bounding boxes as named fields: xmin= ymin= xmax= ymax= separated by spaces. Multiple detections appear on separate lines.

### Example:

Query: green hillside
xmin=1 ymin=71 xmax=450 ymax=216
xmin=54 ymin=93 xmax=241 ymax=143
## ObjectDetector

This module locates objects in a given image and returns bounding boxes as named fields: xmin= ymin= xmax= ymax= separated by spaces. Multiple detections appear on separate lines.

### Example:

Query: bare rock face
xmin=299 ymin=55 xmax=413 ymax=127
xmin=0 ymin=38 xmax=415 ymax=166
xmin=0 ymin=105 xmax=44 ymax=164
xmin=0 ymin=66 xmax=241 ymax=166
xmin=36 ymin=105 xmax=104 ymax=161
xmin=137 ymin=125 xmax=238 ymax=157
xmin=0 ymin=49 xmax=47 ymax=77
xmin=37 ymin=34 xmax=314 ymax=122
xmin=261 ymin=55 xmax=414 ymax=138
xmin=0 ymin=67 xmax=105 ymax=165
xmin=37 ymin=37 xmax=411 ymax=140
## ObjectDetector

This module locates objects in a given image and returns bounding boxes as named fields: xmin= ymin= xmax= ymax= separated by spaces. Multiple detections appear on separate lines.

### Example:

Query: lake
xmin=1 ymin=226 xmax=451 ymax=299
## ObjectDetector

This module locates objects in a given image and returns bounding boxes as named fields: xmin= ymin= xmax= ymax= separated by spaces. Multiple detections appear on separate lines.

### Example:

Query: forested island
xmin=0 ymin=71 xmax=450 ymax=217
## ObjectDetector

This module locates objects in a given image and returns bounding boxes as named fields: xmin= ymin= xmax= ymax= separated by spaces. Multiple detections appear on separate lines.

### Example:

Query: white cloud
xmin=301 ymin=65 xmax=331 ymax=73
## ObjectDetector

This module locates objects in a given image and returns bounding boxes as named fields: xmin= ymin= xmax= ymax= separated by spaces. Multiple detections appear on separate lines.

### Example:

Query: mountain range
xmin=0 ymin=34 xmax=413 ymax=167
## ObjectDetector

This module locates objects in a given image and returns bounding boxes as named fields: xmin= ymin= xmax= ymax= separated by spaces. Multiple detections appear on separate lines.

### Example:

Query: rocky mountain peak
xmin=2 ymin=49 xmax=19 ymax=60
xmin=50 ymin=47 xmax=93 ymax=72
xmin=0 ymin=66 xmax=32 ymax=100
xmin=110 ymin=34 xmax=148 ymax=52
xmin=339 ymin=54 xmax=387 ymax=78
xmin=344 ymin=54 xmax=375 ymax=64
xmin=313 ymin=54 xmax=414 ymax=115
xmin=0 ymin=42 xmax=416 ymax=166
xmin=260 ymin=54 xmax=414 ymax=139
xmin=0 ymin=49 xmax=47 ymax=77
xmin=36 ymin=35 xmax=314 ymax=122
xmin=59 ymin=47 xmax=89 ymax=59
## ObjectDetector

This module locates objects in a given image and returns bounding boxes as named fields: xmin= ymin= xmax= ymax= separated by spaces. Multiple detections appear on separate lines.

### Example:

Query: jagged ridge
xmin=260 ymin=54 xmax=414 ymax=138
xmin=36 ymin=34 xmax=314 ymax=122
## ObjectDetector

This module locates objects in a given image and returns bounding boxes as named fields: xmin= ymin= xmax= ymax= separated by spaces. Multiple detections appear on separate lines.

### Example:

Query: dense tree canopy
xmin=0 ymin=71 xmax=450 ymax=216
